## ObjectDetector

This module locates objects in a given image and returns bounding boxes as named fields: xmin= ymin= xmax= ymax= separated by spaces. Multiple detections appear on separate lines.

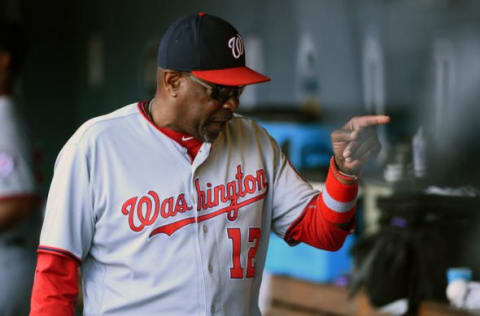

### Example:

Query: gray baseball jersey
xmin=39 ymin=102 xmax=318 ymax=316
xmin=0 ymin=96 xmax=41 ymax=316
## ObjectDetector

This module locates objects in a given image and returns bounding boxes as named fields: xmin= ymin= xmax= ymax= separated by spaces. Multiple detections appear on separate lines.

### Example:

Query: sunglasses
xmin=188 ymin=74 xmax=245 ymax=104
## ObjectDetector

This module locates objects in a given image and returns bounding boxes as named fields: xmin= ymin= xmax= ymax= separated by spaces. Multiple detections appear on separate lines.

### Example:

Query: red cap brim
xmin=192 ymin=66 xmax=271 ymax=86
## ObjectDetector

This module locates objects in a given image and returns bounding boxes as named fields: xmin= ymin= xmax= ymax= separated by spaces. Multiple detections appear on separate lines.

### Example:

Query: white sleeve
xmin=39 ymin=143 xmax=94 ymax=261
xmin=269 ymin=137 xmax=319 ymax=238
xmin=0 ymin=115 xmax=36 ymax=197
xmin=0 ymin=148 xmax=36 ymax=197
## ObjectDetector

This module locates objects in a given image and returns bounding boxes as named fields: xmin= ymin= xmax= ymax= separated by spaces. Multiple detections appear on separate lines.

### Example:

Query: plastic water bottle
xmin=412 ymin=126 xmax=426 ymax=178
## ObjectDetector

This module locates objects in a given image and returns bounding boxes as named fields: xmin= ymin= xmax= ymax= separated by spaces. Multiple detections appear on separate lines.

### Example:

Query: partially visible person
xmin=0 ymin=19 xmax=42 ymax=316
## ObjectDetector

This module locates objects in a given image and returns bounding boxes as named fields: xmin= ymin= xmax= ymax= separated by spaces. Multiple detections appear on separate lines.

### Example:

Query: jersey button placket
xmin=203 ymin=225 xmax=208 ymax=234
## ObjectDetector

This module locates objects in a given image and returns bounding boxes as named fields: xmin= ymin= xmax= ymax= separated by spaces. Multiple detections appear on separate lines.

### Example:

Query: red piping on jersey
xmin=37 ymin=245 xmax=82 ymax=264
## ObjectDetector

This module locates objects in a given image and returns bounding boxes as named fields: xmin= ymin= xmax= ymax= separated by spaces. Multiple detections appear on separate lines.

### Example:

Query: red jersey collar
xmin=138 ymin=101 xmax=203 ymax=161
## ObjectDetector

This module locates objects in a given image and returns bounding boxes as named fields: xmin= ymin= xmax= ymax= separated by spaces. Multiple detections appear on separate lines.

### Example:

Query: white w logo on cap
xmin=228 ymin=34 xmax=244 ymax=59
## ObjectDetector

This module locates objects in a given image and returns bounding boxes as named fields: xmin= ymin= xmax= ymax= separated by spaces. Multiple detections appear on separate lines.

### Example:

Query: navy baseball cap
xmin=158 ymin=12 xmax=270 ymax=86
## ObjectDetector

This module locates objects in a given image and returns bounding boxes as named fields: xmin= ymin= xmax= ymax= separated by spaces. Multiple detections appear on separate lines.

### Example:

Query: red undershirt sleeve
xmin=30 ymin=251 xmax=79 ymax=316
xmin=284 ymin=157 xmax=359 ymax=251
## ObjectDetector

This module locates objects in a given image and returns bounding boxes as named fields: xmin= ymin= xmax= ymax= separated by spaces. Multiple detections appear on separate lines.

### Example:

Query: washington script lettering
xmin=121 ymin=165 xmax=268 ymax=237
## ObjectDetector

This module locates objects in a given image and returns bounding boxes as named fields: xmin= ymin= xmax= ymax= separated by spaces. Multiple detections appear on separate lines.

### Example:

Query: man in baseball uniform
xmin=30 ymin=13 xmax=389 ymax=316
xmin=0 ymin=19 xmax=42 ymax=316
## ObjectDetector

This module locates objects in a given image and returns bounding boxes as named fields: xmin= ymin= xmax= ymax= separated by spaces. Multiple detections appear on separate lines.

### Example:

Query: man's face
xmin=177 ymin=74 xmax=243 ymax=142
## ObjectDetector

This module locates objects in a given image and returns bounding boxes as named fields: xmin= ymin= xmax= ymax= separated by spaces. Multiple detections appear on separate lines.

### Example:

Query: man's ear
xmin=163 ymin=71 xmax=183 ymax=97
xmin=0 ymin=52 xmax=11 ymax=72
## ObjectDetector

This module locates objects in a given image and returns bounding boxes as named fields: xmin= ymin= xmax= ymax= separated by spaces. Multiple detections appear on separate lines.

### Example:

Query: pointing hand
xmin=330 ymin=115 xmax=390 ymax=175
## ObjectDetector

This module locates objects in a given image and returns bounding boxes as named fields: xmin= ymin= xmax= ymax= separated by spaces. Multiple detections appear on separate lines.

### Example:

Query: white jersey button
xmin=208 ymin=264 xmax=213 ymax=273
xmin=203 ymin=225 xmax=208 ymax=233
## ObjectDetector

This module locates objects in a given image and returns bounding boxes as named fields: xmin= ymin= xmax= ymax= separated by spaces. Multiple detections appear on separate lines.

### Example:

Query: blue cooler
xmin=265 ymin=232 xmax=355 ymax=283
xmin=258 ymin=121 xmax=334 ymax=170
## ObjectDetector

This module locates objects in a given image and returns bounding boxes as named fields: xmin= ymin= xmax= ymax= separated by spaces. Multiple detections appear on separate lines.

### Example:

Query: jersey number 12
xmin=227 ymin=227 xmax=261 ymax=279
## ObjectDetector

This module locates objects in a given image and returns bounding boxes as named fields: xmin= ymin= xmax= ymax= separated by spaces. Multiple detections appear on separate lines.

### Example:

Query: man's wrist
xmin=330 ymin=157 xmax=359 ymax=184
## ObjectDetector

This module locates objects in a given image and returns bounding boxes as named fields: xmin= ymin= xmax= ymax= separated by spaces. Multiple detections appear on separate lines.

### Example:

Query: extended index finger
xmin=350 ymin=115 xmax=390 ymax=130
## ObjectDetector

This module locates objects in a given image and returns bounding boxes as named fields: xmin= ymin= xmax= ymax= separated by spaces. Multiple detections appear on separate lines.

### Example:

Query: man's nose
xmin=222 ymin=96 xmax=239 ymax=111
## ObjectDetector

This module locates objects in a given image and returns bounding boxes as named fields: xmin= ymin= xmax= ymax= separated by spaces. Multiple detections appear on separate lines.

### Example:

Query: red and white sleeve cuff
xmin=320 ymin=157 xmax=359 ymax=223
